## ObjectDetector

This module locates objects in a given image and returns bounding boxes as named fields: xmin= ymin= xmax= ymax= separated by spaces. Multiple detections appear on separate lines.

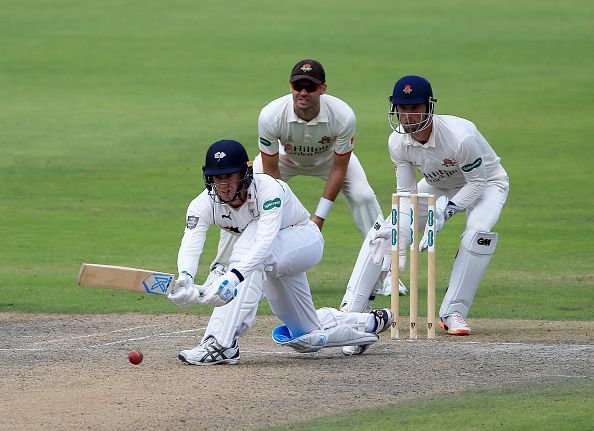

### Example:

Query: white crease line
xmin=29 ymin=324 xmax=161 ymax=346
xmin=546 ymin=375 xmax=590 ymax=379
xmin=88 ymin=327 xmax=206 ymax=348
xmin=0 ymin=348 xmax=47 ymax=352
xmin=386 ymin=340 xmax=594 ymax=348
xmin=243 ymin=349 xmax=301 ymax=356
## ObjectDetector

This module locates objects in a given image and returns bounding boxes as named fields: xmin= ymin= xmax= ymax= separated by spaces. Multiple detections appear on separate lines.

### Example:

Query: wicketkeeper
xmin=167 ymin=139 xmax=392 ymax=364
xmin=341 ymin=75 xmax=509 ymax=352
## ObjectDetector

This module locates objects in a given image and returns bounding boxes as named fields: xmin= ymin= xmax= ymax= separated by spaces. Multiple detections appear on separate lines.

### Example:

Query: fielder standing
xmin=168 ymin=139 xmax=392 ymax=364
xmin=255 ymin=59 xmax=380 ymax=234
xmin=341 ymin=75 xmax=508 ymax=345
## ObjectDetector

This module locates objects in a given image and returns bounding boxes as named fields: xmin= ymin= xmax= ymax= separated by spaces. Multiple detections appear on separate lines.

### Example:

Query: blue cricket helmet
xmin=203 ymin=140 xmax=250 ymax=177
xmin=202 ymin=140 xmax=253 ymax=203
xmin=388 ymin=75 xmax=437 ymax=134
xmin=389 ymin=75 xmax=434 ymax=106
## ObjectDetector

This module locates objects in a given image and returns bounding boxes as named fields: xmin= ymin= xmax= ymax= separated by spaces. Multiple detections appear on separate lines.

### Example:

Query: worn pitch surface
xmin=1 ymin=313 xmax=592 ymax=430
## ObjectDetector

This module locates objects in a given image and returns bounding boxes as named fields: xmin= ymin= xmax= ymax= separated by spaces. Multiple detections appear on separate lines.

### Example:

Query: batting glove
xmin=174 ymin=271 xmax=193 ymax=292
xmin=198 ymin=269 xmax=243 ymax=307
xmin=204 ymin=263 xmax=226 ymax=286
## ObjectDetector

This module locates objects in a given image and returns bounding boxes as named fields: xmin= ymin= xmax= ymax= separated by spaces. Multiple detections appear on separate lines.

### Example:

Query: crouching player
xmin=168 ymin=139 xmax=392 ymax=364
xmin=341 ymin=75 xmax=509 ymax=353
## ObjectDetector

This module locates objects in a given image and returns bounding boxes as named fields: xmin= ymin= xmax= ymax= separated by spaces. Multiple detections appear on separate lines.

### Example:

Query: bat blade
xmin=77 ymin=264 xmax=174 ymax=295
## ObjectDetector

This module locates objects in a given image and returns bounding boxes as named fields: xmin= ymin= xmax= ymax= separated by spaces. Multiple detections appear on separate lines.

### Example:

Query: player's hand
xmin=419 ymin=196 xmax=458 ymax=251
xmin=368 ymin=215 xmax=407 ymax=271
xmin=173 ymin=271 xmax=193 ymax=293
xmin=204 ymin=264 xmax=226 ymax=286
xmin=312 ymin=216 xmax=325 ymax=231
xmin=168 ymin=284 xmax=203 ymax=308
xmin=198 ymin=269 xmax=242 ymax=307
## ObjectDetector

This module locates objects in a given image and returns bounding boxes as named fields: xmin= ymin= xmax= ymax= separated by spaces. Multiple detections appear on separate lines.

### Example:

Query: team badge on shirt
xmin=318 ymin=136 xmax=331 ymax=144
xmin=186 ymin=215 xmax=199 ymax=229
xmin=442 ymin=159 xmax=456 ymax=167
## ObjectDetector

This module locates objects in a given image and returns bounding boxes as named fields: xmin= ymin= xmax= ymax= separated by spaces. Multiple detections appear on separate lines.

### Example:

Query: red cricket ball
xmin=128 ymin=349 xmax=143 ymax=365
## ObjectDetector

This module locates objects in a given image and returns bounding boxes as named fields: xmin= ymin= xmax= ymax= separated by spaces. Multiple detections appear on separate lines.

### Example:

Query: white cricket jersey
xmin=388 ymin=115 xmax=509 ymax=209
xmin=258 ymin=94 xmax=356 ymax=167
xmin=177 ymin=174 xmax=310 ymax=279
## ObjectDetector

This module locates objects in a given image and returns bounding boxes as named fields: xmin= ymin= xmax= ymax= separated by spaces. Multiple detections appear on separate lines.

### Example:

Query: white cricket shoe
xmin=342 ymin=308 xmax=393 ymax=356
xmin=178 ymin=336 xmax=240 ymax=365
xmin=376 ymin=274 xmax=408 ymax=296
xmin=439 ymin=312 xmax=471 ymax=336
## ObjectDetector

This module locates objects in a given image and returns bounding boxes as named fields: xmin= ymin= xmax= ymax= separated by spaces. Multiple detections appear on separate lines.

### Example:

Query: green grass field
xmin=1 ymin=1 xmax=593 ymax=428
xmin=2 ymin=0 xmax=592 ymax=318
xmin=267 ymin=381 xmax=594 ymax=430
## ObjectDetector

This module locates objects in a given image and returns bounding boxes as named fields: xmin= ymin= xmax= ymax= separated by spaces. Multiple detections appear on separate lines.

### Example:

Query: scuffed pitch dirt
xmin=1 ymin=313 xmax=592 ymax=430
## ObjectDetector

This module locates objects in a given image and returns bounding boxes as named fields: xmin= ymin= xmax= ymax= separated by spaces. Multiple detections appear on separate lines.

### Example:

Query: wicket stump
xmin=390 ymin=193 xmax=436 ymax=340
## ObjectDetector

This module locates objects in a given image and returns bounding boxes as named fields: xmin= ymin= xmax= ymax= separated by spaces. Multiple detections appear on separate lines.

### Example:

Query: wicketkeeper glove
xmin=419 ymin=196 xmax=461 ymax=251
xmin=368 ymin=215 xmax=408 ymax=271
xmin=198 ymin=268 xmax=244 ymax=307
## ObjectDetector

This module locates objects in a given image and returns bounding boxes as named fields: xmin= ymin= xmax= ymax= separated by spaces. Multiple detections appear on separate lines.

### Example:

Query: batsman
xmin=167 ymin=139 xmax=392 ymax=364
xmin=341 ymin=75 xmax=509 ymax=350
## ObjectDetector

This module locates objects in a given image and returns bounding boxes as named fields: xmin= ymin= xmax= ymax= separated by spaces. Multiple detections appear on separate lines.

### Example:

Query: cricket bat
xmin=77 ymin=263 xmax=204 ymax=295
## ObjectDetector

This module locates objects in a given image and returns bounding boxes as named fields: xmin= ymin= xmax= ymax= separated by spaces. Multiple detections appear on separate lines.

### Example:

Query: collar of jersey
xmin=287 ymin=100 xmax=329 ymax=124
xmin=402 ymin=128 xmax=436 ymax=148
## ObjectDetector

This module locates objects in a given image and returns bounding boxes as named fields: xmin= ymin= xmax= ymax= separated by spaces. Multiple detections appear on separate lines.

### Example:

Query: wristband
xmin=230 ymin=268 xmax=244 ymax=283
xmin=315 ymin=197 xmax=334 ymax=219
xmin=180 ymin=271 xmax=194 ymax=281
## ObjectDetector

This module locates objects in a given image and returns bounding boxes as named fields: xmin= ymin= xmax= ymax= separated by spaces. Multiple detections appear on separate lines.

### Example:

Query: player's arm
xmin=258 ymin=109 xmax=282 ymax=179
xmin=169 ymin=192 xmax=214 ymax=307
xmin=312 ymin=152 xmax=351 ymax=230
xmin=176 ymin=192 xmax=214 ymax=281
xmin=313 ymin=113 xmax=356 ymax=230
xmin=451 ymin=135 xmax=488 ymax=209
xmin=261 ymin=152 xmax=282 ymax=179
xmin=389 ymin=135 xmax=417 ymax=260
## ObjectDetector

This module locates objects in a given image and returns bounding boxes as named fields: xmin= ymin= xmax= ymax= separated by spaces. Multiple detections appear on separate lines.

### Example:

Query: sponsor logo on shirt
xmin=263 ymin=198 xmax=282 ymax=210
xmin=461 ymin=157 xmax=482 ymax=172
xmin=186 ymin=215 xmax=199 ymax=229
xmin=423 ymin=169 xmax=459 ymax=183
xmin=259 ymin=137 xmax=272 ymax=147
xmin=442 ymin=158 xmax=456 ymax=167
xmin=284 ymin=145 xmax=330 ymax=156
xmin=222 ymin=226 xmax=241 ymax=234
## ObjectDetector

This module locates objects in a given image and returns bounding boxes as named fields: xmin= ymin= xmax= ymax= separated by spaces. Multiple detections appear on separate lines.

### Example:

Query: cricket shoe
xmin=439 ymin=312 xmax=471 ymax=336
xmin=178 ymin=336 xmax=240 ymax=365
xmin=342 ymin=308 xmax=393 ymax=356
xmin=376 ymin=275 xmax=408 ymax=296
